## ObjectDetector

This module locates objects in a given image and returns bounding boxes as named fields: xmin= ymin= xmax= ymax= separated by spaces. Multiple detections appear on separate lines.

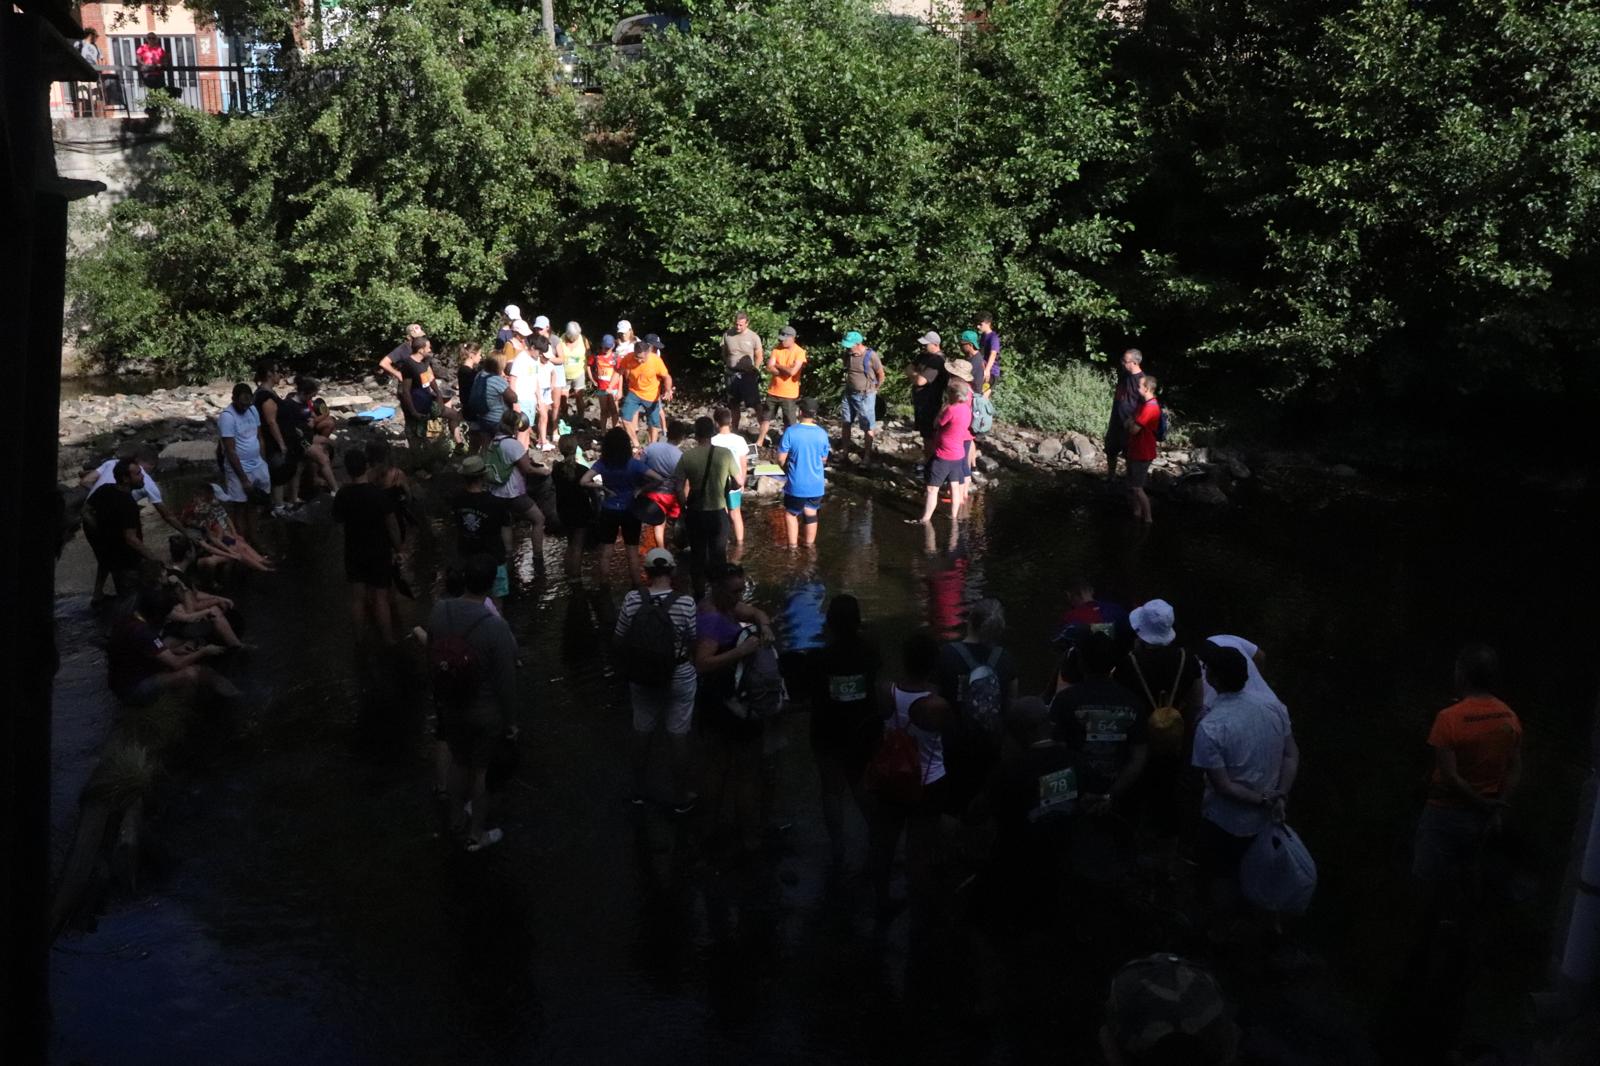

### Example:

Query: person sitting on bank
xmin=107 ymin=586 xmax=239 ymax=707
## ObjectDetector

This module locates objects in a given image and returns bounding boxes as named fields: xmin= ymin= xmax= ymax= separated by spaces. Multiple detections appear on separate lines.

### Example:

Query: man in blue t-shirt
xmin=776 ymin=396 xmax=830 ymax=548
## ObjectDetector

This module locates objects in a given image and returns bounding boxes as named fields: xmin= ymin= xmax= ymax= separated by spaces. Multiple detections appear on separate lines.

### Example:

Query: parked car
xmin=610 ymin=13 xmax=689 ymax=61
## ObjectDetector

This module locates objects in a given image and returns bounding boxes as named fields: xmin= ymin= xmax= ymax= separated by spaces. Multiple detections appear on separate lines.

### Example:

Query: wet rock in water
xmin=159 ymin=439 xmax=220 ymax=468
xmin=1066 ymin=431 xmax=1098 ymax=460
xmin=977 ymin=454 xmax=1001 ymax=474
xmin=1036 ymin=438 xmax=1064 ymax=461
xmin=1180 ymin=479 xmax=1228 ymax=505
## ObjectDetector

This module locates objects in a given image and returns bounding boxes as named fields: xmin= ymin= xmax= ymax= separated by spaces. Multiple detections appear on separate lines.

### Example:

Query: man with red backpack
xmin=1124 ymin=374 xmax=1162 ymax=524
xmin=426 ymin=554 xmax=520 ymax=852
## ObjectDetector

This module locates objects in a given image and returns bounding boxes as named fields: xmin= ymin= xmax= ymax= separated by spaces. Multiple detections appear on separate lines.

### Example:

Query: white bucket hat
xmin=1129 ymin=599 xmax=1177 ymax=646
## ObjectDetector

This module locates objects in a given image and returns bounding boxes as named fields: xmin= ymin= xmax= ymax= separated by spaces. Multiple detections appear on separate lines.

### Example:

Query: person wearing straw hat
xmin=449 ymin=453 xmax=513 ymax=606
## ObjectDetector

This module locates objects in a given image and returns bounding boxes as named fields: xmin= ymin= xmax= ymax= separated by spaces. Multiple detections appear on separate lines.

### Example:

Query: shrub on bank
xmin=993 ymin=359 xmax=1113 ymax=438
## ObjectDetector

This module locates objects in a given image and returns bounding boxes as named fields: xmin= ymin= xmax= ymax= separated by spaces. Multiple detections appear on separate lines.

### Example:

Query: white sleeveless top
xmin=890 ymin=684 xmax=946 ymax=785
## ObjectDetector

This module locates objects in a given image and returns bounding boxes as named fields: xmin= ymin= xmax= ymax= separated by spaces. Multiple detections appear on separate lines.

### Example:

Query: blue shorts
xmin=492 ymin=564 xmax=509 ymax=599
xmin=927 ymin=457 xmax=965 ymax=488
xmin=728 ymin=489 xmax=743 ymax=510
xmin=621 ymin=393 xmax=662 ymax=429
xmin=783 ymin=494 xmax=823 ymax=516
xmin=841 ymin=390 xmax=877 ymax=431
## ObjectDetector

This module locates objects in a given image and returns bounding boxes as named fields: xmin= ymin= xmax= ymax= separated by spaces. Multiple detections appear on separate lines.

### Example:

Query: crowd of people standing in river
xmin=75 ymin=303 xmax=1536 ymax=1065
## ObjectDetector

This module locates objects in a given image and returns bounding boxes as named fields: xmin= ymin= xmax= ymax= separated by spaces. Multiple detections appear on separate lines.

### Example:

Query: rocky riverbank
xmin=57 ymin=378 xmax=1371 ymax=510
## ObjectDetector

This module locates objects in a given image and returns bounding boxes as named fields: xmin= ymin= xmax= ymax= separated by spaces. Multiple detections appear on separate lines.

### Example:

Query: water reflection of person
xmin=921 ymin=521 xmax=969 ymax=641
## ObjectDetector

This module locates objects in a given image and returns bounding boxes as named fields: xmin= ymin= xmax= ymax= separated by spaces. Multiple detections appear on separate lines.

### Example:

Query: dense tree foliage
xmin=1124 ymin=0 xmax=1600 ymax=403
xmin=70 ymin=0 xmax=1600 ymax=418
xmin=71 ymin=1 xmax=587 ymax=375
xmin=591 ymin=0 xmax=1135 ymax=364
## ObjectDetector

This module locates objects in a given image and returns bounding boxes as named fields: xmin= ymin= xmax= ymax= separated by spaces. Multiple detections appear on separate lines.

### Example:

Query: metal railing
xmin=67 ymin=64 xmax=271 ymax=117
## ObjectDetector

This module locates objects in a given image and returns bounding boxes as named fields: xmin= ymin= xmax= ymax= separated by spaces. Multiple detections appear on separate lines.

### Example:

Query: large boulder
xmin=159 ymin=438 xmax=219 ymax=468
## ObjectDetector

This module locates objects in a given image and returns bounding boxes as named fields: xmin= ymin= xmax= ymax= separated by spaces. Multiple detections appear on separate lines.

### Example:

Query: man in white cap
xmin=614 ymin=547 xmax=699 ymax=814
xmin=910 ymin=331 xmax=949 ymax=462
xmin=506 ymin=320 xmax=540 ymax=440
xmin=532 ymin=314 xmax=552 ymax=344
xmin=378 ymin=323 xmax=425 ymax=383
xmin=1117 ymin=598 xmax=1203 ymax=858
xmin=497 ymin=304 xmax=522 ymax=346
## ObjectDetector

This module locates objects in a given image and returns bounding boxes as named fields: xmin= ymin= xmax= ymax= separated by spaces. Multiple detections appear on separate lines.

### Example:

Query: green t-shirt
xmin=673 ymin=444 xmax=739 ymax=511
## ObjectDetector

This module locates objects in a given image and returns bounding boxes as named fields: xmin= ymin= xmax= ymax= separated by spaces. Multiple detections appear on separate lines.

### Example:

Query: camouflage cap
xmin=1106 ymin=954 xmax=1238 ymax=1063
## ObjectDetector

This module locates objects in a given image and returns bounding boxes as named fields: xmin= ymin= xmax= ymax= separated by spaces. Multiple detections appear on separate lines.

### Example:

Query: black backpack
xmin=464 ymin=371 xmax=490 ymax=420
xmin=620 ymin=592 xmax=685 ymax=687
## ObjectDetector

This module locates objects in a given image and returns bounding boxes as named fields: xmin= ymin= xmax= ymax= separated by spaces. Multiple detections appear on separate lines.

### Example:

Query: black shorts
xmin=346 ymin=558 xmax=393 ymax=588
xmin=927 ymin=457 xmax=965 ymax=488
xmin=762 ymin=395 xmax=799 ymax=425
xmin=726 ymin=369 xmax=760 ymax=408
xmin=596 ymin=508 xmax=642 ymax=546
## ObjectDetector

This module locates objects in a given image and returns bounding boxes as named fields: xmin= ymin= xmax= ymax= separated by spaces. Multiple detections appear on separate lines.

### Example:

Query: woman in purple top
xmin=694 ymin=562 xmax=775 ymax=855
xmin=580 ymin=427 xmax=661 ymax=585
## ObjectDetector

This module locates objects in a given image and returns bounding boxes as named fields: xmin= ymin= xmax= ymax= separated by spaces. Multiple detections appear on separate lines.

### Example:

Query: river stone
xmin=754 ymin=475 xmax=783 ymax=497
xmin=1036 ymin=438 xmax=1064 ymax=461
xmin=322 ymin=394 xmax=372 ymax=409
xmin=159 ymin=439 xmax=220 ymax=467
xmin=1328 ymin=463 xmax=1357 ymax=478
xmin=1227 ymin=458 xmax=1251 ymax=479
xmin=1181 ymin=479 xmax=1228 ymax=505
xmin=976 ymin=454 xmax=1001 ymax=474
xmin=1066 ymin=431 xmax=1097 ymax=459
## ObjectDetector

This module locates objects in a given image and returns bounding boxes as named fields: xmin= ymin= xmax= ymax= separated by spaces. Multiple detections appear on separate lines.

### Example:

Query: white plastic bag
xmin=1240 ymin=823 xmax=1318 ymax=914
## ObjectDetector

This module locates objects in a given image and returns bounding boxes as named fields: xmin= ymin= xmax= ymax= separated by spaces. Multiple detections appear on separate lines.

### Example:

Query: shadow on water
xmin=48 ymin=465 xmax=1600 ymax=1064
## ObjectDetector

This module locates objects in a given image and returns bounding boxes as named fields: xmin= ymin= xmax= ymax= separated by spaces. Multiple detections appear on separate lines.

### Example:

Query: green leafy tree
xmin=591 ymin=0 xmax=1138 ymax=371
xmin=70 ymin=0 xmax=588 ymax=376
xmin=1124 ymin=0 xmax=1600 ymax=403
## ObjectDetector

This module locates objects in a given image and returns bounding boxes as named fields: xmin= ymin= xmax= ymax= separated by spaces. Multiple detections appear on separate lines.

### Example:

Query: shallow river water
xmin=48 ymin=464 xmax=1598 ymax=1064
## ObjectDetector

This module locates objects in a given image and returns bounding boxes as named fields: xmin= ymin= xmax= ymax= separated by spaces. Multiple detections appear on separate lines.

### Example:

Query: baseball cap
xmin=642 ymin=333 xmax=664 ymax=349
xmin=1106 ymin=954 xmax=1238 ymax=1064
xmin=1129 ymin=599 xmax=1177 ymax=646
xmin=917 ymin=331 xmax=941 ymax=346
xmin=459 ymin=454 xmax=487 ymax=477
xmin=779 ymin=325 xmax=798 ymax=338
xmin=533 ymin=315 xmax=551 ymax=330
xmin=643 ymin=547 xmax=675 ymax=572
xmin=504 ymin=304 xmax=521 ymax=321
xmin=600 ymin=333 xmax=616 ymax=350
xmin=839 ymin=330 xmax=864 ymax=348
xmin=616 ymin=319 xmax=633 ymax=334
xmin=511 ymin=319 xmax=532 ymax=337
xmin=959 ymin=329 xmax=981 ymax=348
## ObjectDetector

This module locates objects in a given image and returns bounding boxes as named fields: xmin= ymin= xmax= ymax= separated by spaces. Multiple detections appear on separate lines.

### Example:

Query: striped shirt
xmin=1192 ymin=690 xmax=1293 ymax=836
xmin=615 ymin=588 xmax=698 ymax=683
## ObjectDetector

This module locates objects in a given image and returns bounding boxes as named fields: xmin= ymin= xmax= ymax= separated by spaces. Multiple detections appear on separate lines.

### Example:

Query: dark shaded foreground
xmin=48 ymin=469 xmax=1599 ymax=1064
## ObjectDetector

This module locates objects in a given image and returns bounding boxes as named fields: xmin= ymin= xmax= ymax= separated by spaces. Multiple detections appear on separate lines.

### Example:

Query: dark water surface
xmin=49 ymin=468 xmax=1598 ymax=1064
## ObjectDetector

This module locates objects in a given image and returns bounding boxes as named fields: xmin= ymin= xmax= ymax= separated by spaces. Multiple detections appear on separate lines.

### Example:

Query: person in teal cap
xmin=958 ymin=329 xmax=982 ymax=366
xmin=838 ymin=331 xmax=885 ymax=467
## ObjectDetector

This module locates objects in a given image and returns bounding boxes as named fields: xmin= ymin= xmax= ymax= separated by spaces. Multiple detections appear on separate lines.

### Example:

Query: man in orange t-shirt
xmin=1412 ymin=643 xmax=1522 ymax=884
xmin=620 ymin=333 xmax=674 ymax=446
xmin=756 ymin=325 xmax=806 ymax=452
